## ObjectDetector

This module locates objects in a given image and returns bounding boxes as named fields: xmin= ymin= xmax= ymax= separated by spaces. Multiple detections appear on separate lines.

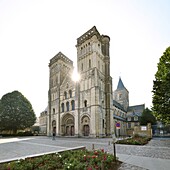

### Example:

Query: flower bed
xmin=0 ymin=149 xmax=122 ymax=170
xmin=116 ymin=135 xmax=151 ymax=145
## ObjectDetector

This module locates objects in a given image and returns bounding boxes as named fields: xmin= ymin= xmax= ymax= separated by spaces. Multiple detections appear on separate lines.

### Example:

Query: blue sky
xmin=0 ymin=0 xmax=170 ymax=116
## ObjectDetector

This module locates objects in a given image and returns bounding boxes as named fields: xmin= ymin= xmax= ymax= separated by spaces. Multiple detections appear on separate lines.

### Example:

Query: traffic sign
xmin=116 ymin=122 xmax=120 ymax=129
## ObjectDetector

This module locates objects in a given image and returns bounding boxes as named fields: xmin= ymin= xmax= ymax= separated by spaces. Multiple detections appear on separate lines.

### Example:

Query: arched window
xmin=84 ymin=100 xmax=87 ymax=107
xmin=66 ymin=101 xmax=69 ymax=111
xmin=61 ymin=103 xmax=64 ymax=112
xmin=69 ymin=90 xmax=72 ymax=98
xmin=89 ymin=59 xmax=91 ymax=68
xmin=64 ymin=91 xmax=67 ymax=99
xmin=53 ymin=108 xmax=55 ymax=115
xmin=71 ymin=100 xmax=75 ymax=110
xmin=81 ymin=63 xmax=83 ymax=71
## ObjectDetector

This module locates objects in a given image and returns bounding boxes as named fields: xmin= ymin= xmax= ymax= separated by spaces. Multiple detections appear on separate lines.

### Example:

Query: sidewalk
xmin=117 ymin=153 xmax=170 ymax=170
xmin=0 ymin=136 xmax=170 ymax=170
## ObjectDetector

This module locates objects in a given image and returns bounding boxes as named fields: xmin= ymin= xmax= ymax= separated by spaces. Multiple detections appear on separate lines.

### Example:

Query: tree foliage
xmin=152 ymin=46 xmax=170 ymax=124
xmin=140 ymin=108 xmax=156 ymax=125
xmin=0 ymin=91 xmax=36 ymax=133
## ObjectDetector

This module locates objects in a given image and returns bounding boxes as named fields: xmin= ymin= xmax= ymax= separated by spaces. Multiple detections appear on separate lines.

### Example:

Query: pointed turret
xmin=117 ymin=77 xmax=125 ymax=90
xmin=113 ymin=77 xmax=129 ymax=111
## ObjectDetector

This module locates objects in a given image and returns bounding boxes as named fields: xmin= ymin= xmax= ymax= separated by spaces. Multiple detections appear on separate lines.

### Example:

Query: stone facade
xmin=47 ymin=26 xmax=114 ymax=137
xmin=46 ymin=26 xmax=144 ymax=138
xmin=39 ymin=107 xmax=48 ymax=134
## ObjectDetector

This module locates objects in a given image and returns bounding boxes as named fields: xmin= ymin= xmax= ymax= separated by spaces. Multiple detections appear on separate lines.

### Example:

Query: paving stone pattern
xmin=0 ymin=137 xmax=169 ymax=170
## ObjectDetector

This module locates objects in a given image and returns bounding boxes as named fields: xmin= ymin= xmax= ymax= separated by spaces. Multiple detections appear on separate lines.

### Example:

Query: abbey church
xmin=46 ymin=26 xmax=144 ymax=137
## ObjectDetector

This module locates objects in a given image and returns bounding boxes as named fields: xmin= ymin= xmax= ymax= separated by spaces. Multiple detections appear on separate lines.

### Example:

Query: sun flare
xmin=72 ymin=69 xmax=80 ymax=82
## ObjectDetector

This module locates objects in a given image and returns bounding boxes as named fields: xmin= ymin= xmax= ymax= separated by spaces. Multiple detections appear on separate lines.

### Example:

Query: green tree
xmin=0 ymin=91 xmax=36 ymax=134
xmin=140 ymin=108 xmax=156 ymax=125
xmin=152 ymin=46 xmax=170 ymax=124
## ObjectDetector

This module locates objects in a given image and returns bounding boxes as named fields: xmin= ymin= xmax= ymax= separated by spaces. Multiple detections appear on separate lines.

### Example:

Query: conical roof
xmin=117 ymin=77 xmax=125 ymax=90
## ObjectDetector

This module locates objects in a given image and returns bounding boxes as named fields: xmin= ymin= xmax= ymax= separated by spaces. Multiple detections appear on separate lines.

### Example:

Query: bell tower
xmin=76 ymin=26 xmax=113 ymax=137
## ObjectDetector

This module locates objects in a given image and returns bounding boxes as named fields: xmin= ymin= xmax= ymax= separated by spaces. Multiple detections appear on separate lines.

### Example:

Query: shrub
xmin=116 ymin=135 xmax=150 ymax=145
xmin=1 ymin=149 xmax=122 ymax=170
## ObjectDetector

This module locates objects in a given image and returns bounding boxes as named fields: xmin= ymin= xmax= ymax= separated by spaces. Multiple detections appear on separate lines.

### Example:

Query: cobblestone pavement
xmin=0 ymin=136 xmax=169 ymax=169
xmin=118 ymin=163 xmax=148 ymax=170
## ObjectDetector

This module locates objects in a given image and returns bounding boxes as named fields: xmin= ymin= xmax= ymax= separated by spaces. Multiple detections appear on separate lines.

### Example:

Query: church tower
xmin=47 ymin=52 xmax=74 ymax=136
xmin=113 ymin=77 xmax=129 ymax=111
xmin=76 ymin=26 xmax=113 ymax=137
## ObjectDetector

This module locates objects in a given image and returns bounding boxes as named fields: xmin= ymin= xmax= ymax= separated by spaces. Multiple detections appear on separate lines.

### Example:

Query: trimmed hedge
xmin=116 ymin=135 xmax=151 ymax=145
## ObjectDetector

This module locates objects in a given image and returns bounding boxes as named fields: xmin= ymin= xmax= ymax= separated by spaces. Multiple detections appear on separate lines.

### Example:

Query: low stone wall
xmin=134 ymin=123 xmax=152 ymax=138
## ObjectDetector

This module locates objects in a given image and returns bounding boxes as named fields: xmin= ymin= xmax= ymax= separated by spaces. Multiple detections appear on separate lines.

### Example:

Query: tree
xmin=140 ymin=108 xmax=156 ymax=125
xmin=0 ymin=91 xmax=36 ymax=134
xmin=152 ymin=46 xmax=170 ymax=124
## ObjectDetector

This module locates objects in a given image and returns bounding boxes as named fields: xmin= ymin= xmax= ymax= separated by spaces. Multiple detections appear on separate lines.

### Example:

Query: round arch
xmin=81 ymin=115 xmax=90 ymax=136
xmin=61 ymin=113 xmax=75 ymax=136
xmin=52 ymin=120 xmax=56 ymax=134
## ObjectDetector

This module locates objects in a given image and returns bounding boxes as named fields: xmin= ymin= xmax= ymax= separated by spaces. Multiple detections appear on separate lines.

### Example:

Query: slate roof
xmin=113 ymin=100 xmax=126 ymax=112
xmin=113 ymin=115 xmax=126 ymax=121
xmin=117 ymin=77 xmax=125 ymax=90
xmin=128 ymin=104 xmax=145 ymax=112
xmin=127 ymin=104 xmax=145 ymax=117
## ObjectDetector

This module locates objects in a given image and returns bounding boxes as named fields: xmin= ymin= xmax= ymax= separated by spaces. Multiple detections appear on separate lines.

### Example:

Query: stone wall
xmin=133 ymin=123 xmax=152 ymax=138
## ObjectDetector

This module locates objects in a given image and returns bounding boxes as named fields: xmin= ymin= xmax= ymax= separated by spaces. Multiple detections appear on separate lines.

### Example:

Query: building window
xmin=134 ymin=116 xmax=138 ymax=121
xmin=135 ymin=122 xmax=138 ymax=126
xmin=89 ymin=59 xmax=91 ymax=68
xmin=69 ymin=90 xmax=72 ymax=98
xmin=98 ymin=61 xmax=100 ymax=70
xmin=84 ymin=100 xmax=87 ymax=107
xmin=127 ymin=117 xmax=131 ymax=121
xmin=103 ymin=119 xmax=105 ymax=128
xmin=128 ymin=122 xmax=131 ymax=128
xmin=64 ymin=91 xmax=67 ymax=99
xmin=119 ymin=94 xmax=122 ymax=99
xmin=71 ymin=100 xmax=75 ymax=110
xmin=53 ymin=108 xmax=55 ymax=115
xmin=81 ymin=63 xmax=83 ymax=71
xmin=66 ymin=101 xmax=69 ymax=111
xmin=61 ymin=103 xmax=64 ymax=112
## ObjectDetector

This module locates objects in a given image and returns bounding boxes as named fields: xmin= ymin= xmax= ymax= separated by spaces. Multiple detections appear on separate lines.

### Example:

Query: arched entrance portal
xmin=61 ymin=114 xmax=74 ymax=136
xmin=83 ymin=125 xmax=90 ymax=136
xmin=81 ymin=116 xmax=90 ymax=136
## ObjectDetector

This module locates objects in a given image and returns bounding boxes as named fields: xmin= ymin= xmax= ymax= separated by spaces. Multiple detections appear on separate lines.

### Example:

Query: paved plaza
xmin=0 ymin=136 xmax=170 ymax=170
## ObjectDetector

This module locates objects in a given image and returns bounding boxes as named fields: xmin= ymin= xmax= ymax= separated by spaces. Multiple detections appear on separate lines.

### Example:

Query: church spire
xmin=117 ymin=77 xmax=125 ymax=90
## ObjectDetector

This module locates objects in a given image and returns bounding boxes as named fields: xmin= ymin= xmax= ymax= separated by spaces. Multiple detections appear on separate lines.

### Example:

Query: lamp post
xmin=112 ymin=132 xmax=117 ymax=161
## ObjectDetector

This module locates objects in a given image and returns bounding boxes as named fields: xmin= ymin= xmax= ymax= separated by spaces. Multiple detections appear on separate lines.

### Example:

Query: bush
xmin=116 ymin=135 xmax=150 ymax=145
xmin=0 ymin=131 xmax=33 ymax=137
xmin=17 ymin=131 xmax=33 ymax=136
xmin=1 ymin=149 xmax=122 ymax=170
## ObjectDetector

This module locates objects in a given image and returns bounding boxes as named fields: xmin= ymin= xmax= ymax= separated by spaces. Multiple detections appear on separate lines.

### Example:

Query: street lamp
xmin=112 ymin=132 xmax=117 ymax=161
